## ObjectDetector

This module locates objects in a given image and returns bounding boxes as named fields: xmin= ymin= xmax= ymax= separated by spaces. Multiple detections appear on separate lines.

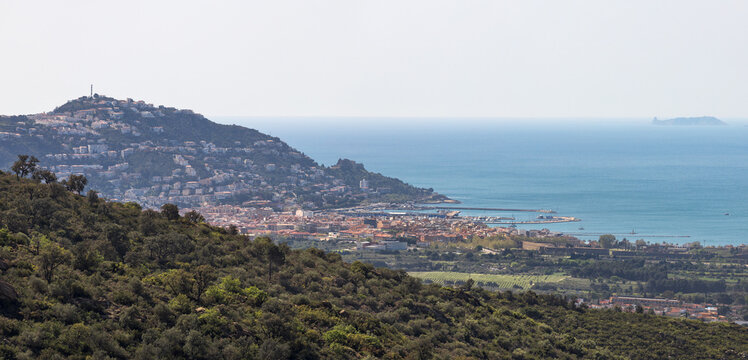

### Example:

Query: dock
xmin=481 ymin=216 xmax=581 ymax=225
xmin=422 ymin=206 xmax=556 ymax=213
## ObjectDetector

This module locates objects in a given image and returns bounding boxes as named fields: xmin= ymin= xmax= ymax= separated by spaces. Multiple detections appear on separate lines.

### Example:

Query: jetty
xmin=480 ymin=216 xmax=580 ymax=225
xmin=422 ymin=206 xmax=556 ymax=213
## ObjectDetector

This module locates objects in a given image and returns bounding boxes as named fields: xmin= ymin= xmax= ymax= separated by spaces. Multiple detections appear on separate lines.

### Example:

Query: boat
xmin=578 ymin=227 xmax=584 ymax=230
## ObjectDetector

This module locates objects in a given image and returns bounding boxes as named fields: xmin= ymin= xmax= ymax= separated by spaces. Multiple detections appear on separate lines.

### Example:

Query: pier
xmin=340 ymin=211 xmax=450 ymax=219
xmin=481 ymin=216 xmax=581 ymax=225
xmin=472 ymin=216 xmax=515 ymax=222
xmin=422 ymin=206 xmax=556 ymax=213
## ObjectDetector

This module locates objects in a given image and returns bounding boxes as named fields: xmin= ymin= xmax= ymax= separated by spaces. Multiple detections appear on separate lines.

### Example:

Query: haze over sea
xmin=219 ymin=117 xmax=748 ymax=246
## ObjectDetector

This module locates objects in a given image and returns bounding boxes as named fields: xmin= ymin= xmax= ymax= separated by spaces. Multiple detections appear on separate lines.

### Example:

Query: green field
xmin=408 ymin=271 xmax=568 ymax=290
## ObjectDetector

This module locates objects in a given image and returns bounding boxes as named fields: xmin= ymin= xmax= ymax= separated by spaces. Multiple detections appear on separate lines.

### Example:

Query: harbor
xmin=337 ymin=204 xmax=581 ymax=225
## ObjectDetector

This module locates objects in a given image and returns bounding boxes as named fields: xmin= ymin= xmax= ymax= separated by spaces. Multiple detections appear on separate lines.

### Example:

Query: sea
xmin=217 ymin=117 xmax=748 ymax=246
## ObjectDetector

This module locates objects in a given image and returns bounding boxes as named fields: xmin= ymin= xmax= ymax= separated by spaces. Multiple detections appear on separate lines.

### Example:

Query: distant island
xmin=652 ymin=116 xmax=726 ymax=126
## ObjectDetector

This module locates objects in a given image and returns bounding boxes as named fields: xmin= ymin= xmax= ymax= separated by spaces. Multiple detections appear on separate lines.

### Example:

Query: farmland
xmin=408 ymin=271 xmax=568 ymax=290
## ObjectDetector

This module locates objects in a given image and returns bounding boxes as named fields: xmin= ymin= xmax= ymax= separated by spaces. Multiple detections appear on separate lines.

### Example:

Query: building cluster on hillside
xmin=587 ymin=296 xmax=730 ymax=323
xmin=6 ymin=97 xmax=395 ymax=209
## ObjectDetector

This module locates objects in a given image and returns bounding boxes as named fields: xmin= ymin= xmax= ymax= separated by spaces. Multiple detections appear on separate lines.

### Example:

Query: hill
xmin=0 ymin=171 xmax=746 ymax=359
xmin=0 ymin=95 xmax=445 ymax=209
xmin=652 ymin=116 xmax=726 ymax=126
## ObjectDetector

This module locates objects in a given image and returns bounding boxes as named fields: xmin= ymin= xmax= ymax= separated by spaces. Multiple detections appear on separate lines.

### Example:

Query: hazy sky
xmin=1 ymin=1 xmax=747 ymax=118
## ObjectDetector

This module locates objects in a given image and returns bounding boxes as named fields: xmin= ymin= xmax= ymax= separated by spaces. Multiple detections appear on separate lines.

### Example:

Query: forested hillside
xmin=0 ymin=171 xmax=746 ymax=359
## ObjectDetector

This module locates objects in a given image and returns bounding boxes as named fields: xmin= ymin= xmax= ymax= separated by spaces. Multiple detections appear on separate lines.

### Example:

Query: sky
xmin=1 ymin=1 xmax=747 ymax=119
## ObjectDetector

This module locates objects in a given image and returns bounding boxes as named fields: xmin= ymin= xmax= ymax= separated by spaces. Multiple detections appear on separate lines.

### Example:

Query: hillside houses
xmin=1 ymin=96 xmax=429 ymax=210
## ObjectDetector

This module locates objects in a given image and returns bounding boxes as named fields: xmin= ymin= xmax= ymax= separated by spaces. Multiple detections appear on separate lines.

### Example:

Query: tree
xmin=161 ymin=269 xmax=195 ymax=297
xmin=462 ymin=278 xmax=475 ymax=291
xmin=38 ymin=242 xmax=72 ymax=282
xmin=161 ymin=203 xmax=180 ymax=221
xmin=254 ymin=237 xmax=285 ymax=283
xmin=87 ymin=190 xmax=99 ymax=205
xmin=104 ymin=224 xmax=129 ymax=258
xmin=599 ymin=234 xmax=617 ymax=249
xmin=139 ymin=209 xmax=160 ymax=235
xmin=31 ymin=169 xmax=57 ymax=184
xmin=11 ymin=154 xmax=39 ymax=180
xmin=193 ymin=265 xmax=216 ymax=302
xmin=184 ymin=210 xmax=205 ymax=224
xmin=146 ymin=233 xmax=193 ymax=263
xmin=62 ymin=174 xmax=87 ymax=195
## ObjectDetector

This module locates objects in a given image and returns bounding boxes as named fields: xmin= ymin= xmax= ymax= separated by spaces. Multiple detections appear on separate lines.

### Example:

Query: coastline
xmin=226 ymin=119 xmax=748 ymax=246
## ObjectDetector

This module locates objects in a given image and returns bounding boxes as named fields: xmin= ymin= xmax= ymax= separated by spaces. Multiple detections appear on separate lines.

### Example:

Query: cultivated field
xmin=408 ymin=271 xmax=568 ymax=290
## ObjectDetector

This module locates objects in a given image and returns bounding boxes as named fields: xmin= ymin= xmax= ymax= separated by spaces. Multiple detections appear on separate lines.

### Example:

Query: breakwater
xmin=422 ymin=206 xmax=556 ymax=213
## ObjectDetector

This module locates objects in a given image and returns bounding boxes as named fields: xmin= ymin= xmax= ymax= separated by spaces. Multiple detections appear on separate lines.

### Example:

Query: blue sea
xmin=218 ymin=117 xmax=748 ymax=246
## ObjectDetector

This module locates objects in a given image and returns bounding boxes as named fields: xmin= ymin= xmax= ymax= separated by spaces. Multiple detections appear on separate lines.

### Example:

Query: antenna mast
xmin=90 ymin=84 xmax=93 ymax=98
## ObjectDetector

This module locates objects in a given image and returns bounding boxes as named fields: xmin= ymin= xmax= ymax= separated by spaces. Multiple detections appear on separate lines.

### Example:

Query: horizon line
xmin=208 ymin=115 xmax=748 ymax=122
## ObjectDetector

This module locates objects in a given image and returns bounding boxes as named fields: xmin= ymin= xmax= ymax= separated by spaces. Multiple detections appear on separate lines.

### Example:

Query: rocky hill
xmin=0 ymin=96 xmax=446 ymax=209
xmin=0 ymin=172 xmax=746 ymax=359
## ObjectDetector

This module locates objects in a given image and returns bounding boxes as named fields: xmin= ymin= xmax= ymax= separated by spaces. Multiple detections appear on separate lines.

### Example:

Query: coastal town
xmin=181 ymin=202 xmax=574 ymax=248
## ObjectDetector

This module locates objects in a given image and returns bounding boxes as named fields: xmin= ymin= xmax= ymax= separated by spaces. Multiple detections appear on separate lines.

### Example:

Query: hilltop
xmin=0 ymin=95 xmax=446 ymax=209
xmin=0 ymin=171 xmax=746 ymax=359
xmin=652 ymin=116 xmax=726 ymax=126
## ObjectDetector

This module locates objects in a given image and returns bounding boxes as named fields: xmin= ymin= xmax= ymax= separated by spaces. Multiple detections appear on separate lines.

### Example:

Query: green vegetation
xmin=455 ymin=234 xmax=580 ymax=250
xmin=325 ymin=159 xmax=432 ymax=201
xmin=0 ymin=170 xmax=746 ymax=359
xmin=292 ymin=237 xmax=748 ymax=319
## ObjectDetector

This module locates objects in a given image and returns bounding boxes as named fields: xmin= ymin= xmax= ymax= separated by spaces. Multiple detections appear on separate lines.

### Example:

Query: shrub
xmin=197 ymin=308 xmax=228 ymax=336
xmin=168 ymin=294 xmax=193 ymax=314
